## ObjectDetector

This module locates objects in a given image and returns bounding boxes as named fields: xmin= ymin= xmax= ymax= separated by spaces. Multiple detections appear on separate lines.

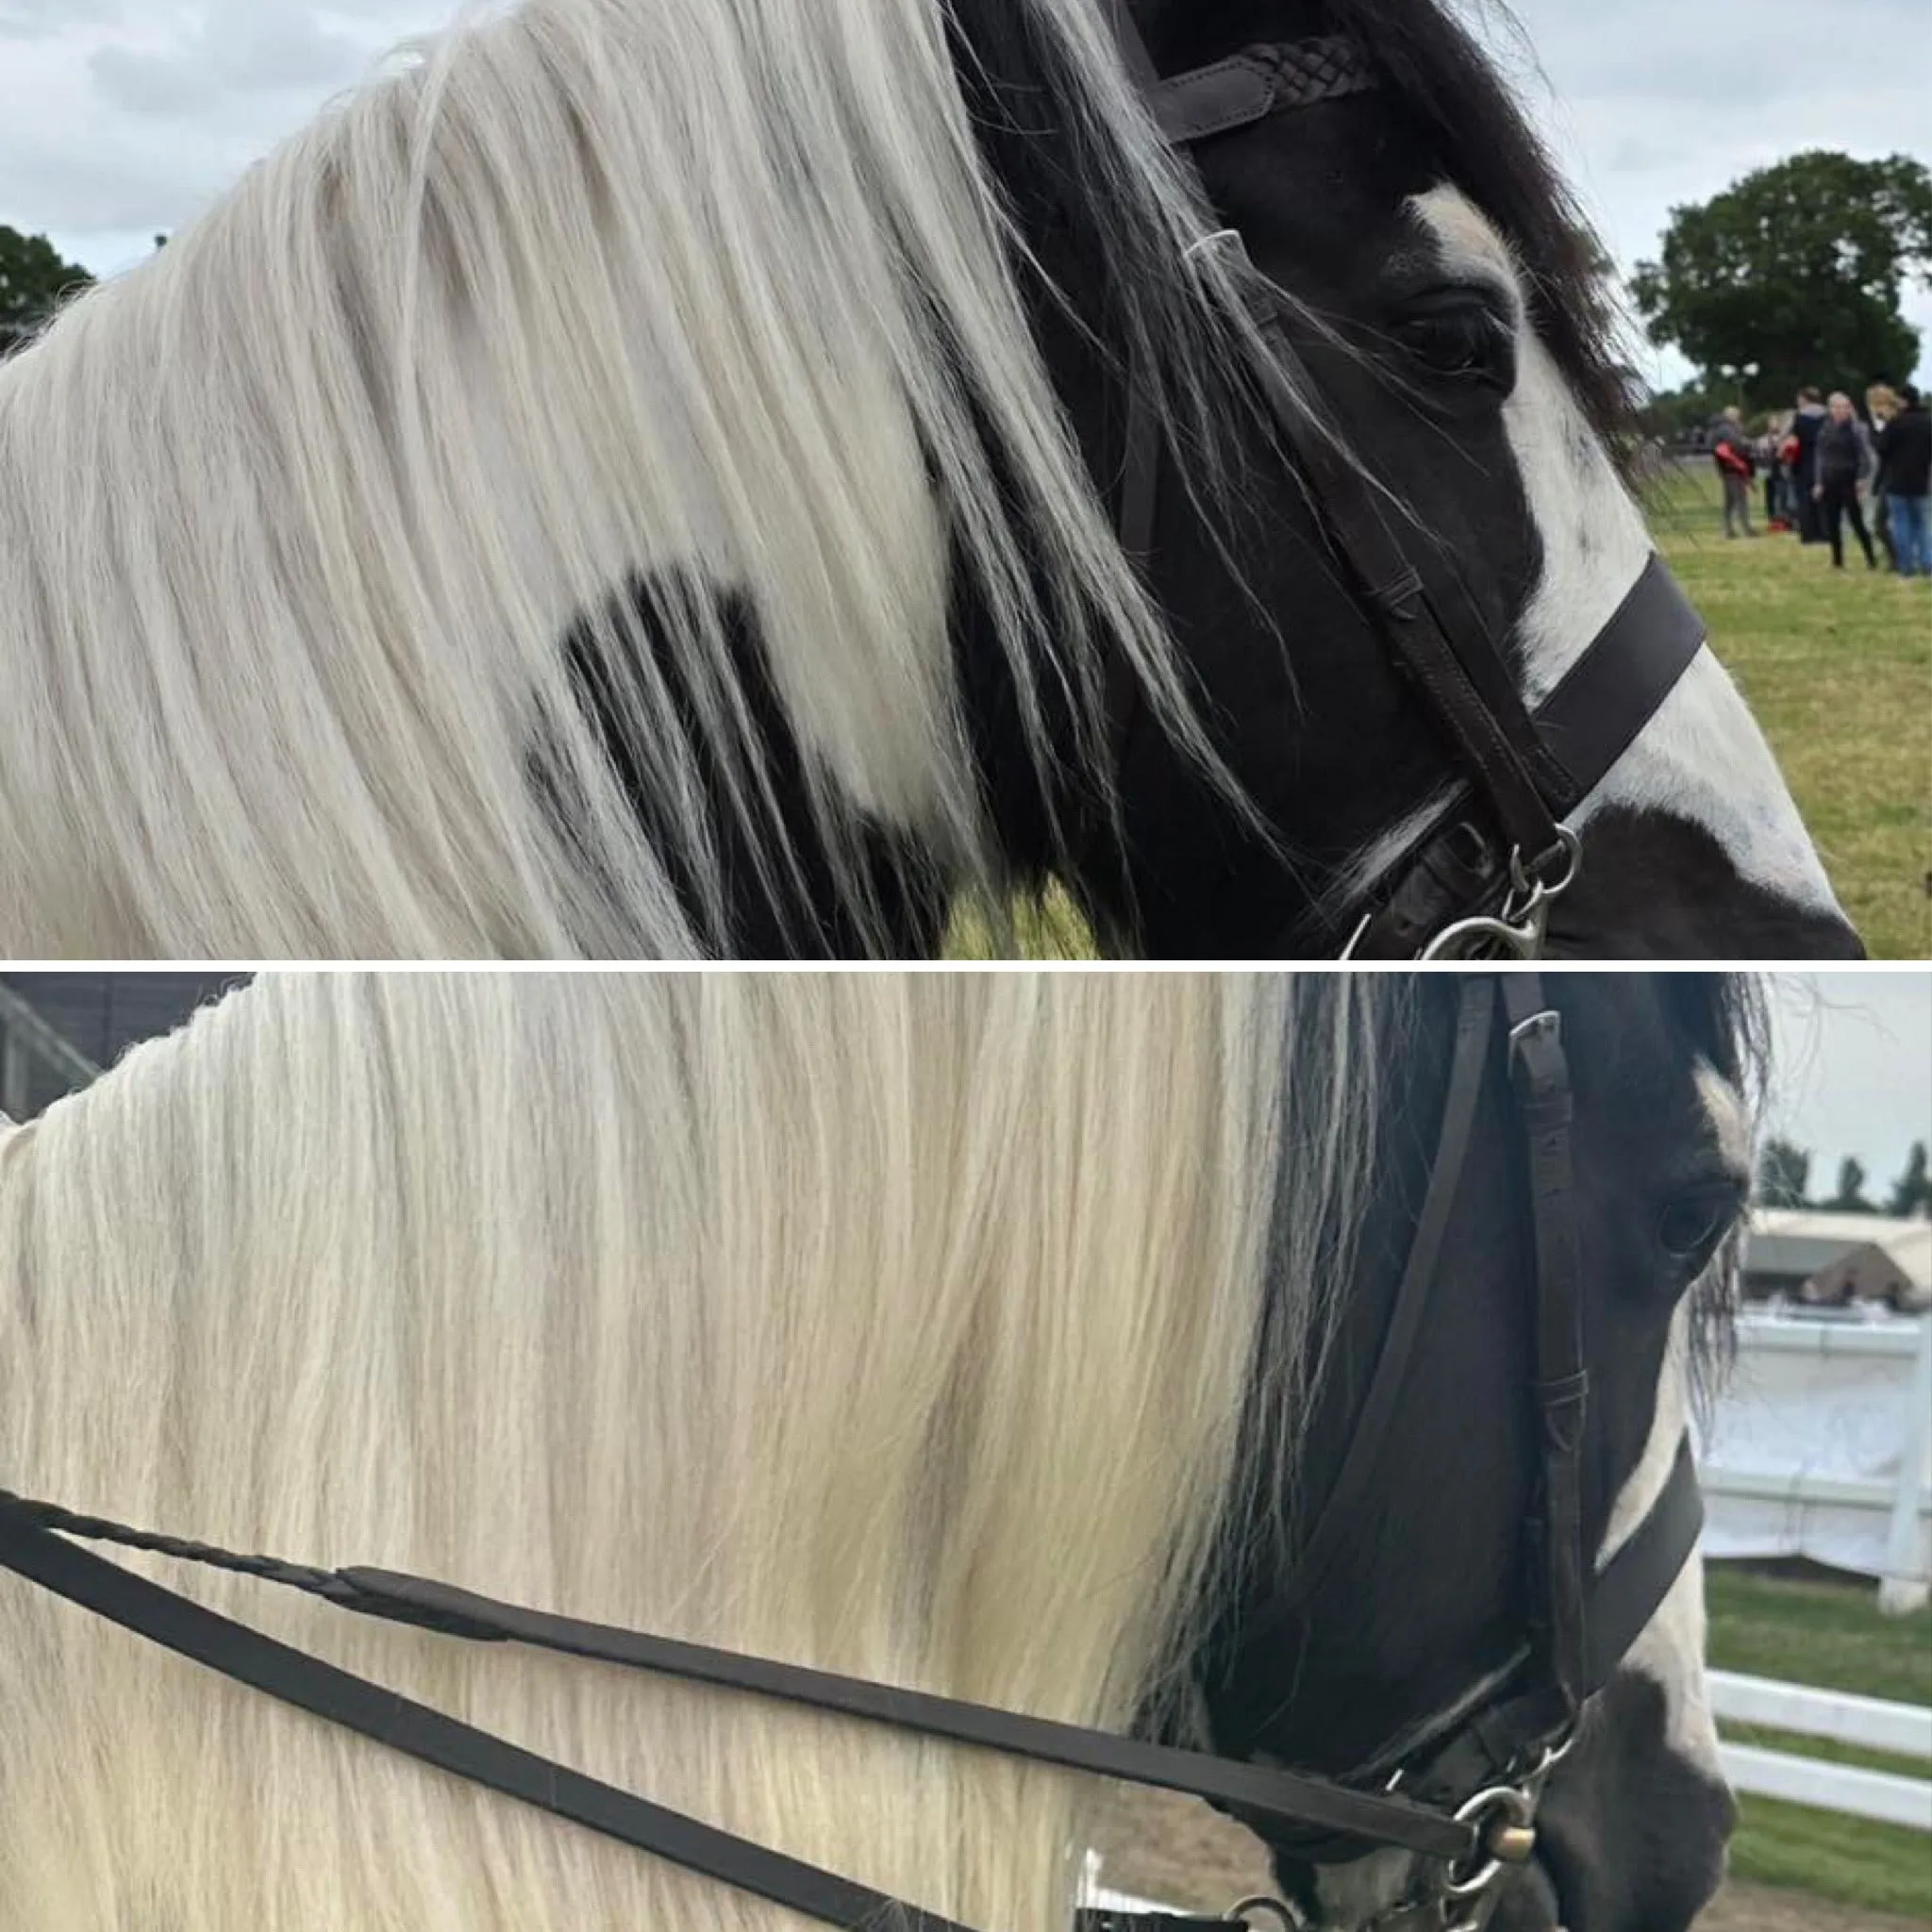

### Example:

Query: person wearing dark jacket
xmin=1791 ymin=388 xmax=1829 ymax=542
xmin=1876 ymin=384 xmax=1932 ymax=578
xmin=1813 ymin=392 xmax=1878 ymax=569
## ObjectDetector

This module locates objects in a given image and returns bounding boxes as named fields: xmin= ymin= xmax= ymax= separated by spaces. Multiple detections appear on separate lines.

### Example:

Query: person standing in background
xmin=1876 ymin=383 xmax=1932 ymax=579
xmin=1792 ymin=387 xmax=1829 ymax=542
xmin=1760 ymin=412 xmax=1792 ymax=528
xmin=1814 ymin=391 xmax=1878 ymax=570
xmin=1868 ymin=385 xmax=1900 ymax=571
xmin=1712 ymin=407 xmax=1757 ymax=538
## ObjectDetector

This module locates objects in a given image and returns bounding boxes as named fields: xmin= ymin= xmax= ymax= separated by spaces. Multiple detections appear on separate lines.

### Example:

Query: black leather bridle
xmin=1094 ymin=9 xmax=1709 ymax=961
xmin=0 ymin=973 xmax=1707 ymax=1932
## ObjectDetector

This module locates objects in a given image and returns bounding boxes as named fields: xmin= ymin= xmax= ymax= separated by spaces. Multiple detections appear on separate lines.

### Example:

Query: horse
xmin=0 ymin=969 xmax=1762 ymax=1930
xmin=0 ymin=0 xmax=1862 ymax=961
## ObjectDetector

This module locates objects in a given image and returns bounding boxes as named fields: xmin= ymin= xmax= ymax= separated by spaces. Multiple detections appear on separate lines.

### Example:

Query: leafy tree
xmin=1631 ymin=152 xmax=1932 ymax=413
xmin=1824 ymin=1156 xmax=1876 ymax=1215
xmin=0 ymin=225 xmax=92 ymax=354
xmin=1887 ymin=1141 xmax=1932 ymax=1220
xmin=1757 ymin=1139 xmax=1813 ymax=1209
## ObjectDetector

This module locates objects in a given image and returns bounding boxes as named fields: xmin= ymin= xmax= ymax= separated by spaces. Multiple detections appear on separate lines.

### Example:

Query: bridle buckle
xmin=1414 ymin=826 xmax=1582 ymax=961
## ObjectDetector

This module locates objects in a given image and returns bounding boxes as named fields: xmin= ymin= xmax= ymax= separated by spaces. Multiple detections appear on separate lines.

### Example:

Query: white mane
xmin=0 ymin=973 xmax=1395 ymax=1928
xmin=0 ymin=0 xmax=1247 ymax=959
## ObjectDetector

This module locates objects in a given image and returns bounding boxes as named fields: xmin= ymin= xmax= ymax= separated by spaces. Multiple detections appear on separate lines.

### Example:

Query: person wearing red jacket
xmin=1711 ymin=407 xmax=1757 ymax=538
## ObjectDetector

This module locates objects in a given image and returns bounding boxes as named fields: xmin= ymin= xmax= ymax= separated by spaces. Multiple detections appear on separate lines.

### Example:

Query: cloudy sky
xmin=1 ymin=0 xmax=1925 ymax=385
xmin=1766 ymin=973 xmax=1931 ymax=1193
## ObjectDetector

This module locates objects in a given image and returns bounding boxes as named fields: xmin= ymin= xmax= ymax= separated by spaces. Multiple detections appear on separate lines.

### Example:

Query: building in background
xmin=1745 ymin=1208 xmax=1932 ymax=1315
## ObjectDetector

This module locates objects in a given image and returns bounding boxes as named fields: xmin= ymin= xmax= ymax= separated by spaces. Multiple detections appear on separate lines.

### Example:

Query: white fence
xmin=1697 ymin=1309 xmax=1932 ymax=1612
xmin=1711 ymin=1671 xmax=1932 ymax=1832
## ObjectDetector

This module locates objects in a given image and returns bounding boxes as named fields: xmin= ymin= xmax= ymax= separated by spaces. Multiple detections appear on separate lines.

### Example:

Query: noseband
xmin=0 ymin=973 xmax=1705 ymax=1932
xmin=1093 ymin=8 xmax=1707 ymax=961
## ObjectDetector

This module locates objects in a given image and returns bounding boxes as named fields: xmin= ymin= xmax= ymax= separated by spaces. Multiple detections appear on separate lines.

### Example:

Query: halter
xmin=1097 ymin=9 xmax=1709 ymax=961
xmin=0 ymin=973 xmax=1706 ymax=1932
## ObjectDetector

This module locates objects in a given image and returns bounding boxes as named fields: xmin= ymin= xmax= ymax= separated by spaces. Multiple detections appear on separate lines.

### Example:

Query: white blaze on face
xmin=1597 ymin=1301 xmax=1725 ymax=1781
xmin=1407 ymin=187 xmax=1846 ymax=922
xmin=1598 ymin=1057 xmax=1751 ymax=1782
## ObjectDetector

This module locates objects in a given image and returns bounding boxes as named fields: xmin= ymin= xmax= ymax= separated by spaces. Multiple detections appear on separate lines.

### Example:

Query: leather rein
xmin=0 ymin=973 xmax=1707 ymax=1932
xmin=1095 ymin=13 xmax=1709 ymax=961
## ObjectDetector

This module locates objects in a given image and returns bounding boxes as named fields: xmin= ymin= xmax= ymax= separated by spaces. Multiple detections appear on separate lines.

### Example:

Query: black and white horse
xmin=0 ymin=971 xmax=1760 ymax=1929
xmin=0 ymin=0 xmax=1859 ymax=959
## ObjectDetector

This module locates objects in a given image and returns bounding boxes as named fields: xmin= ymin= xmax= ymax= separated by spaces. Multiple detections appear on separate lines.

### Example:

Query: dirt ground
xmin=1088 ymin=1786 xmax=1927 ymax=1932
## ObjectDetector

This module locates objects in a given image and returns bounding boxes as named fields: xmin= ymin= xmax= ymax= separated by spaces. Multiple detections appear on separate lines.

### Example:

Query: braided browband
xmin=1151 ymin=37 xmax=1376 ymax=147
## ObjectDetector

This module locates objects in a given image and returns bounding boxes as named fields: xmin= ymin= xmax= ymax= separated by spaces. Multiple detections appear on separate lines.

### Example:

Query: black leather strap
xmin=1075 ymin=1916 xmax=1228 ymax=1931
xmin=1503 ymin=980 xmax=1589 ymax=1725
xmin=1239 ymin=301 xmax=1574 ymax=877
xmin=1151 ymin=38 xmax=1377 ymax=145
xmin=1533 ymin=555 xmax=1707 ymax=793
xmin=1338 ymin=555 xmax=1707 ymax=958
xmin=1588 ymin=1438 xmax=1704 ymax=1688
xmin=0 ymin=1506 xmax=974 ymax=1932
xmin=0 ymin=1493 xmax=1477 ymax=1868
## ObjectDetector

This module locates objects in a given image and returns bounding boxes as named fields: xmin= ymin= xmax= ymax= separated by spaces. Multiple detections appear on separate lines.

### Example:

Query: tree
xmin=0 ymin=225 xmax=92 ymax=354
xmin=1824 ymin=1156 xmax=1876 ymax=1214
xmin=1887 ymin=1141 xmax=1932 ymax=1220
xmin=1631 ymin=152 xmax=1932 ymax=413
xmin=1757 ymin=1139 xmax=1813 ymax=1209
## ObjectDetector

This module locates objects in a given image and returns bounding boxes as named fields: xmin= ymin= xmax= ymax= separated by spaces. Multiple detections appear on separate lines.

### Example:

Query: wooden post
xmin=1880 ymin=1313 xmax=1932 ymax=1617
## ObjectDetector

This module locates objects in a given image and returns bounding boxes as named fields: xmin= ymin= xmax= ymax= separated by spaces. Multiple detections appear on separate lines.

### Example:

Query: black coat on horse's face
xmin=1099 ymin=0 xmax=1544 ymax=956
xmin=1202 ymin=976 xmax=1750 ymax=1932
xmin=954 ymin=0 xmax=1862 ymax=960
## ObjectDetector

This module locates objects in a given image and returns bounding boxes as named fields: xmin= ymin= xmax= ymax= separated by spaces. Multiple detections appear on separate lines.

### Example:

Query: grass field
xmin=1642 ymin=464 xmax=1931 ymax=961
xmin=1706 ymin=1562 xmax=1932 ymax=1917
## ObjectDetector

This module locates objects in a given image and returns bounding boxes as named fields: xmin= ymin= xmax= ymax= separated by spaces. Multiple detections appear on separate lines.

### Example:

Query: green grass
xmin=1705 ymin=1562 xmax=1932 ymax=1918
xmin=1707 ymin=1563 xmax=1932 ymax=1707
xmin=1724 ymin=1794 xmax=1932 ymax=1918
xmin=1643 ymin=463 xmax=1932 ymax=961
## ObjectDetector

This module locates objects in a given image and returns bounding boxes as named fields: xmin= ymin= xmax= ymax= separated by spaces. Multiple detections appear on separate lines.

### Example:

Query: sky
xmin=0 ymin=0 xmax=1925 ymax=387
xmin=1764 ymin=973 xmax=1932 ymax=1195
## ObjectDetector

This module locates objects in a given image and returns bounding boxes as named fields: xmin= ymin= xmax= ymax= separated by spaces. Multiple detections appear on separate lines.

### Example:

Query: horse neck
xmin=0 ymin=973 xmax=1279 ymax=1929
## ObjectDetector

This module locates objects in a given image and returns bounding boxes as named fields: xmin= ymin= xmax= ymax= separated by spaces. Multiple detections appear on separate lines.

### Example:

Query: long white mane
xmin=0 ymin=972 xmax=1396 ymax=1928
xmin=0 ymin=0 xmax=1248 ymax=959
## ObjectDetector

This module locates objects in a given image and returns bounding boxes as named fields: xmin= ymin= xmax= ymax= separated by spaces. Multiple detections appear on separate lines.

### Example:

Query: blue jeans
xmin=1890 ymin=494 xmax=1931 ymax=575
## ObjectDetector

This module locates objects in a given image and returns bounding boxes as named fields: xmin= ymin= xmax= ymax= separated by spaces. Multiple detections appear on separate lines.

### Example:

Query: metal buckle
xmin=1344 ymin=826 xmax=1583 ymax=963
xmin=1435 ymin=1782 xmax=1541 ymax=1932
xmin=1415 ymin=826 xmax=1583 ymax=962
xmin=1224 ymin=1900 xmax=1297 ymax=1930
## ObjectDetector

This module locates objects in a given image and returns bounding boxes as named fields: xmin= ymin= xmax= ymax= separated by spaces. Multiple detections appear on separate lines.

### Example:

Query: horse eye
xmin=1657 ymin=1187 xmax=1744 ymax=1269
xmin=1391 ymin=308 xmax=1511 ymax=387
